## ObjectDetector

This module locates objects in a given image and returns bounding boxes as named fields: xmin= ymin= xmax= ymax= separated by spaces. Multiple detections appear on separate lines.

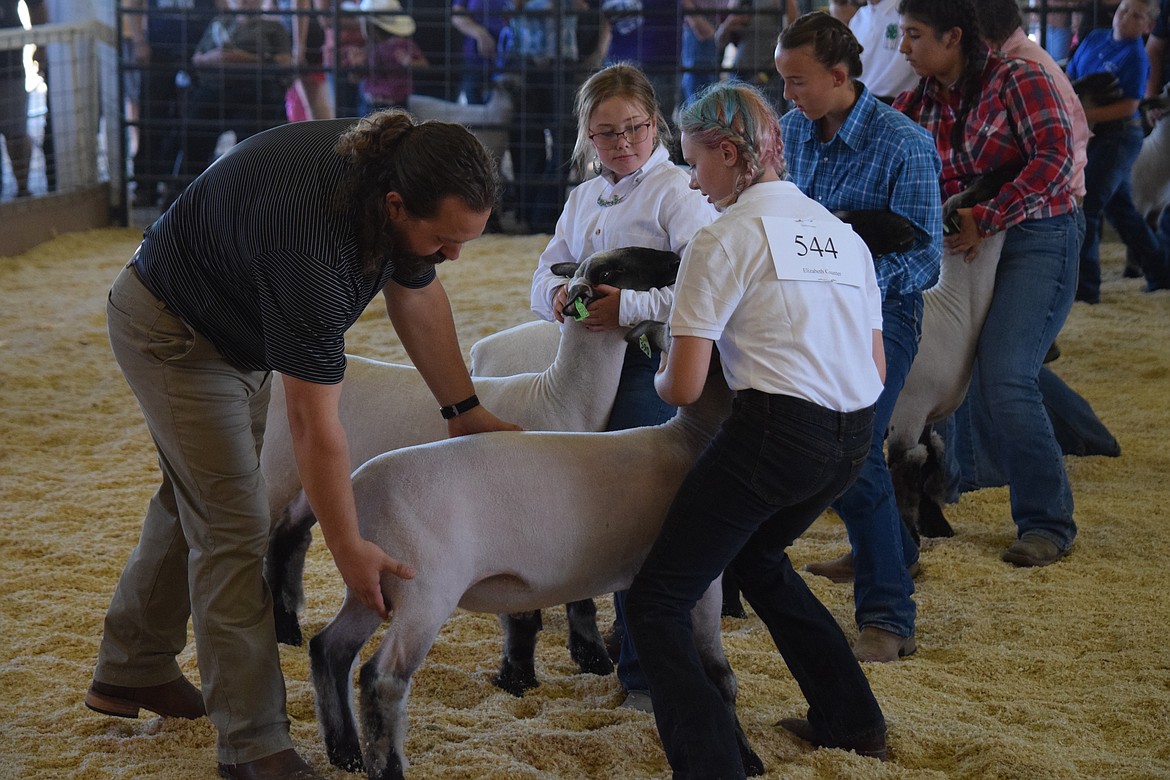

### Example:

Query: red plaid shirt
xmin=894 ymin=47 xmax=1076 ymax=236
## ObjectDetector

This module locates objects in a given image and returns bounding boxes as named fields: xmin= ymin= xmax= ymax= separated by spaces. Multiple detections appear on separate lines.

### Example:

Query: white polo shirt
xmin=670 ymin=181 xmax=884 ymax=413
xmin=850 ymin=0 xmax=920 ymax=100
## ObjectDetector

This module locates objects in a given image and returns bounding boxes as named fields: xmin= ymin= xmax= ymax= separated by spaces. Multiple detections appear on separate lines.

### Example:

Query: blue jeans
xmin=680 ymin=26 xmax=720 ymax=107
xmin=973 ymin=213 xmax=1078 ymax=550
xmin=1079 ymin=122 xmax=1162 ymax=301
xmin=626 ymin=391 xmax=882 ymax=779
xmin=829 ymin=288 xmax=920 ymax=638
xmin=608 ymin=343 xmax=677 ymax=694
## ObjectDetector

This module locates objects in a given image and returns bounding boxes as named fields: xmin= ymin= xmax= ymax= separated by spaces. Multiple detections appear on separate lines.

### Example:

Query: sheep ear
xmin=626 ymin=321 xmax=671 ymax=354
xmin=664 ymin=251 xmax=682 ymax=285
xmin=550 ymin=262 xmax=580 ymax=278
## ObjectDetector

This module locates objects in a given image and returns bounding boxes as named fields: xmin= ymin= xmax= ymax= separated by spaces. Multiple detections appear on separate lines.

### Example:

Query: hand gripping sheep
xmin=307 ymin=359 xmax=764 ymax=780
xmin=262 ymin=247 xmax=681 ymax=653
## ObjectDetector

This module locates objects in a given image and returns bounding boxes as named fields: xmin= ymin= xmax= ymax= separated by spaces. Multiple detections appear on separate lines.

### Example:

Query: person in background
xmin=451 ymin=0 xmax=507 ymax=104
xmin=976 ymin=0 xmax=1089 ymax=224
xmin=1148 ymin=0 xmax=1169 ymax=96
xmin=529 ymin=62 xmax=717 ymax=713
xmin=497 ymin=0 xmax=590 ymax=233
xmin=828 ymin=0 xmax=863 ymax=26
xmin=601 ymin=0 xmax=683 ymax=128
xmin=1066 ymin=0 xmax=1168 ymax=302
xmin=895 ymin=0 xmax=1079 ymax=568
xmin=85 ymin=111 xmax=518 ymax=780
xmin=680 ymin=0 xmax=723 ymax=107
xmin=350 ymin=0 xmax=428 ymax=114
xmin=284 ymin=0 xmax=335 ymax=121
xmin=718 ymin=0 xmax=799 ymax=114
xmin=183 ymin=0 xmax=294 ymax=178
xmin=1 ymin=0 xmax=45 ymax=199
xmin=775 ymin=10 xmax=941 ymax=662
xmin=123 ymin=0 xmax=217 ymax=208
xmin=626 ymin=80 xmax=889 ymax=777
xmin=848 ymin=0 xmax=917 ymax=101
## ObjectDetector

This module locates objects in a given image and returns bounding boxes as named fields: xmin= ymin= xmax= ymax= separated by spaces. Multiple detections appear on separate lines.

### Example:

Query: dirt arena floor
xmin=2 ymin=227 xmax=1168 ymax=779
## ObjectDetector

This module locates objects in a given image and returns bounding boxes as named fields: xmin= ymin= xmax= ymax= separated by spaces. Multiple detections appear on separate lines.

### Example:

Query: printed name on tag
xmin=761 ymin=216 xmax=864 ymax=287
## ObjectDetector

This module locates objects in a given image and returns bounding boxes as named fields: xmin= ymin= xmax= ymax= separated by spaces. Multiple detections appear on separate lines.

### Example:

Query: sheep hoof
xmin=492 ymin=663 xmax=539 ymax=697
xmin=273 ymin=607 xmax=303 ymax=646
xmin=918 ymin=497 xmax=955 ymax=538
xmin=721 ymin=596 xmax=747 ymax=619
xmin=570 ymin=640 xmax=614 ymax=677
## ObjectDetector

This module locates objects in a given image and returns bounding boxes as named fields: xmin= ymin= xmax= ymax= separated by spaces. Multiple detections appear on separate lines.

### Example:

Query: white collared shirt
xmin=670 ymin=181 xmax=885 ymax=413
xmin=531 ymin=144 xmax=718 ymax=326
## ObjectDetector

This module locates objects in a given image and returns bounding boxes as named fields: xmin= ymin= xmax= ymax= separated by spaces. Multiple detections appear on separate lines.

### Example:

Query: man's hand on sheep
xmin=332 ymin=536 xmax=416 ymax=619
xmin=447 ymin=404 xmax=524 ymax=437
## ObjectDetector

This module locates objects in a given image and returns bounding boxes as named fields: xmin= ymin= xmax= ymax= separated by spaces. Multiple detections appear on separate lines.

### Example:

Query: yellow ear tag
xmin=572 ymin=298 xmax=589 ymax=321
xmin=638 ymin=333 xmax=652 ymax=358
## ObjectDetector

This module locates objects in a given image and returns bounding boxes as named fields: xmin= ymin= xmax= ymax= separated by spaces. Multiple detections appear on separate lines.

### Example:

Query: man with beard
xmin=85 ymin=110 xmax=520 ymax=780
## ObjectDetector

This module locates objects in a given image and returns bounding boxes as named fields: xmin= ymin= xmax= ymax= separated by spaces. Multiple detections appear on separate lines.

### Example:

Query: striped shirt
xmin=894 ymin=46 xmax=1076 ymax=236
xmin=133 ymin=119 xmax=435 ymax=385
xmin=782 ymin=83 xmax=942 ymax=297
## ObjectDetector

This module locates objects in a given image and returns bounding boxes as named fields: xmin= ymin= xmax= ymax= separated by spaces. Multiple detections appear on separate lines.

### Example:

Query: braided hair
xmin=334 ymin=108 xmax=500 ymax=275
xmin=897 ymin=0 xmax=989 ymax=152
xmin=678 ymin=81 xmax=784 ymax=210
xmin=777 ymin=10 xmax=865 ymax=79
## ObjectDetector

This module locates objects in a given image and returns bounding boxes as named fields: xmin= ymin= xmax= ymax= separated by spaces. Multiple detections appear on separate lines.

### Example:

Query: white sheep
xmin=263 ymin=247 xmax=681 ymax=654
xmin=884 ymin=233 xmax=1006 ymax=539
xmin=307 ymin=362 xmax=765 ymax=780
xmin=1132 ymin=90 xmax=1170 ymax=228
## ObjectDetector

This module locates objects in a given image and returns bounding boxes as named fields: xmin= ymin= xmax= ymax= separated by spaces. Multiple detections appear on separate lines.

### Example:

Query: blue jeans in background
xmin=973 ymin=212 xmax=1078 ymax=551
xmin=680 ymin=26 xmax=720 ymax=108
xmin=608 ymin=343 xmax=676 ymax=695
xmin=1079 ymin=122 xmax=1162 ymax=302
xmin=829 ymin=288 xmax=921 ymax=638
xmin=626 ymin=391 xmax=883 ymax=778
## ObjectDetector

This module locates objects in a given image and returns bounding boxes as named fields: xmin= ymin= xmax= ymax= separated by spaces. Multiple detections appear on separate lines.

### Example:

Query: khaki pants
xmin=98 ymin=263 xmax=291 ymax=764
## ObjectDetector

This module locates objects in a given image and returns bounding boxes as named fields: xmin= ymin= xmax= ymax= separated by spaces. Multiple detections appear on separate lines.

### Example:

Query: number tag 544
xmin=761 ymin=216 xmax=867 ymax=287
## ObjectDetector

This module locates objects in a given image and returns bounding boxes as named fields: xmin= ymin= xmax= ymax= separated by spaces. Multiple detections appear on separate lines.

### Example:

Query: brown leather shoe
xmin=853 ymin=626 xmax=917 ymax=663
xmin=804 ymin=552 xmax=921 ymax=584
xmin=218 ymin=749 xmax=323 ymax=780
xmin=85 ymin=676 xmax=206 ymax=719
xmin=1001 ymin=533 xmax=1066 ymax=567
xmin=776 ymin=717 xmax=888 ymax=761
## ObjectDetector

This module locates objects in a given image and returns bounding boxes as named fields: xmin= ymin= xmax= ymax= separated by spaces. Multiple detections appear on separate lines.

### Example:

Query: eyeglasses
xmin=588 ymin=121 xmax=653 ymax=150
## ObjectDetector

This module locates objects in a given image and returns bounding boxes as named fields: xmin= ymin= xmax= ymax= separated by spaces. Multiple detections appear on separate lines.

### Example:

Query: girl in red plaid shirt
xmin=893 ymin=0 xmax=1080 ymax=569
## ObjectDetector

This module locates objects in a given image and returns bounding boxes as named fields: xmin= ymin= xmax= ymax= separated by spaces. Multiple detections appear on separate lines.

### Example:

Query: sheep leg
xmin=887 ymin=442 xmax=927 ymax=545
xmin=694 ymin=579 xmax=764 ymax=777
xmin=358 ymin=597 xmax=454 ymax=780
xmin=309 ymin=597 xmax=385 ymax=774
xmin=264 ymin=491 xmax=317 ymax=646
xmin=720 ymin=568 xmax=747 ymax=619
xmin=565 ymin=599 xmax=614 ymax=676
xmin=494 ymin=610 xmax=543 ymax=696
xmin=917 ymin=428 xmax=956 ymax=538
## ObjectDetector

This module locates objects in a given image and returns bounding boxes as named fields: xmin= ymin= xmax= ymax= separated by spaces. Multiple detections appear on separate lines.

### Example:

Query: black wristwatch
xmin=440 ymin=394 xmax=480 ymax=420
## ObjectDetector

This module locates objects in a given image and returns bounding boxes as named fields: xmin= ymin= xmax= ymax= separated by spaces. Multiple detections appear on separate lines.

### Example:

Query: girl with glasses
xmin=529 ymin=61 xmax=717 ymax=713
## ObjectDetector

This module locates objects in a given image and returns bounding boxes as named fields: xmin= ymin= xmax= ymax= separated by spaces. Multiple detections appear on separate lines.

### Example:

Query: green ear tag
xmin=638 ymin=333 xmax=652 ymax=358
xmin=572 ymin=298 xmax=589 ymax=321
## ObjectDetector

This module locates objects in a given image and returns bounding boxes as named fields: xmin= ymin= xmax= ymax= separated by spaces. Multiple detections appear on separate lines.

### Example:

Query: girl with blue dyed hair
xmin=624 ymin=81 xmax=890 ymax=777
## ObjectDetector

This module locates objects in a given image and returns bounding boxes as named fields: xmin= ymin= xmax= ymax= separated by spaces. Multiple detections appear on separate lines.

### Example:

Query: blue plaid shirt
xmin=781 ymin=84 xmax=943 ymax=297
